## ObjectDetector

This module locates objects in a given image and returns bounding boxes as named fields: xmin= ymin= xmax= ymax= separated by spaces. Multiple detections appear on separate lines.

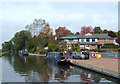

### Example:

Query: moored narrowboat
xmin=89 ymin=52 xmax=120 ymax=59
xmin=47 ymin=52 xmax=69 ymax=63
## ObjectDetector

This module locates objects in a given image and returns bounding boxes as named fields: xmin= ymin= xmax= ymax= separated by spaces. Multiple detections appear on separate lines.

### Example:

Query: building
xmin=59 ymin=33 xmax=117 ymax=50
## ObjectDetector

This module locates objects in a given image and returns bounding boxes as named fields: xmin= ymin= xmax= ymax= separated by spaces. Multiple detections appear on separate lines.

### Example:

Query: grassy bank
xmin=0 ymin=51 xmax=9 ymax=57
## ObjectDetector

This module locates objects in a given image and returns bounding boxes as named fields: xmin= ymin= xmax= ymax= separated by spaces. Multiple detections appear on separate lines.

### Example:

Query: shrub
xmin=101 ymin=43 xmax=119 ymax=49
xmin=54 ymin=48 xmax=59 ymax=52
xmin=32 ymin=47 xmax=36 ymax=53
xmin=43 ymin=50 xmax=47 ymax=54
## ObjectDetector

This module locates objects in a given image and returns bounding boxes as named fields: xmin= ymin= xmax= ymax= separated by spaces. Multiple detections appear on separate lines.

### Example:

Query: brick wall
xmin=89 ymin=45 xmax=98 ymax=49
xmin=98 ymin=39 xmax=113 ymax=46
xmin=61 ymin=40 xmax=64 ymax=42
xmin=69 ymin=40 xmax=73 ymax=42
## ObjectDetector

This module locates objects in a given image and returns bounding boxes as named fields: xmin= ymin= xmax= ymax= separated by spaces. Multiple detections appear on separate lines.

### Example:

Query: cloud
xmin=1 ymin=2 xmax=118 ymax=44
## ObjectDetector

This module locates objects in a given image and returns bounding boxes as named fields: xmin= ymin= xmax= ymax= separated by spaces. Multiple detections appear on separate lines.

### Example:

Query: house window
xmin=81 ymin=39 xmax=84 ymax=42
xmin=80 ymin=45 xmax=84 ymax=47
xmin=68 ymin=45 xmax=71 ymax=49
xmin=92 ymin=39 xmax=95 ymax=42
xmin=64 ymin=39 xmax=69 ymax=43
xmin=105 ymin=39 xmax=109 ymax=42
xmin=68 ymin=45 xmax=71 ymax=47
xmin=86 ymin=39 xmax=89 ymax=42
xmin=86 ymin=45 xmax=89 ymax=47
xmin=113 ymin=39 xmax=116 ymax=43
xmin=74 ymin=39 xmax=78 ymax=43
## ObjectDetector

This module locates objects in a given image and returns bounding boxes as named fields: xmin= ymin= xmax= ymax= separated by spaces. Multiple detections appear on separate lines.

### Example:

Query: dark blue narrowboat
xmin=47 ymin=52 xmax=69 ymax=63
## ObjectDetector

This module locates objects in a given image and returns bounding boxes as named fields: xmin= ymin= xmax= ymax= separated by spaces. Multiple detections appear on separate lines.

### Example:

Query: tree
xmin=69 ymin=31 xmax=74 ymax=35
xmin=108 ymin=31 xmax=117 ymax=37
xmin=116 ymin=36 xmax=120 ymax=46
xmin=77 ymin=44 xmax=80 ymax=52
xmin=48 ymin=41 xmax=54 ymax=52
xmin=2 ymin=41 xmax=14 ymax=51
xmin=80 ymin=26 xmax=93 ymax=35
xmin=102 ymin=29 xmax=108 ymax=34
xmin=75 ymin=32 xmax=80 ymax=35
xmin=13 ymin=30 xmax=31 ymax=51
xmin=93 ymin=26 xmax=102 ymax=34
xmin=55 ymin=27 xmax=70 ymax=39
xmin=71 ymin=43 xmax=75 ymax=51
xmin=58 ymin=41 xmax=67 ymax=51
xmin=25 ymin=18 xmax=49 ymax=36
xmin=118 ymin=30 xmax=120 ymax=36
xmin=41 ymin=27 xmax=53 ymax=37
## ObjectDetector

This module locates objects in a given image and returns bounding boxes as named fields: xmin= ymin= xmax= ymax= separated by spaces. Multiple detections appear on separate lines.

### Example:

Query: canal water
xmin=1 ymin=53 xmax=119 ymax=83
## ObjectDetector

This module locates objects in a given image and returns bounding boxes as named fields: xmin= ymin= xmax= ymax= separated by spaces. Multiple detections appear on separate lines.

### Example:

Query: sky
xmin=1 ymin=2 xmax=118 ymax=46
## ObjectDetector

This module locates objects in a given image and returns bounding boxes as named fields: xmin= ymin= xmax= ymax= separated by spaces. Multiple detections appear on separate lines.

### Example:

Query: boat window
xmin=60 ymin=53 xmax=63 ymax=57
xmin=72 ymin=53 xmax=76 ymax=55
xmin=76 ymin=52 xmax=81 ymax=55
xmin=82 ymin=52 xmax=87 ymax=55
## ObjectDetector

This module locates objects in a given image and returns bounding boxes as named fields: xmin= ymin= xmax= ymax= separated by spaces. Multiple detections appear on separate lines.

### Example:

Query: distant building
xmin=59 ymin=33 xmax=117 ymax=50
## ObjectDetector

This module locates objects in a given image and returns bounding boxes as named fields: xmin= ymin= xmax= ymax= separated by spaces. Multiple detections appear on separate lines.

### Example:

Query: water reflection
xmin=2 ymin=54 xmax=119 ymax=83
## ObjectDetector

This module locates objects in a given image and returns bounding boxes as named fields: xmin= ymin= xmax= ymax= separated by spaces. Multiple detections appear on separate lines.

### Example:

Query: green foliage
xmin=101 ymin=43 xmax=119 ymax=49
xmin=88 ymin=49 xmax=107 ymax=52
xmin=13 ymin=30 xmax=31 ymax=51
xmin=75 ymin=32 xmax=80 ymax=35
xmin=118 ymin=48 xmax=120 ymax=52
xmin=43 ymin=50 xmax=47 ymax=54
xmin=0 ymin=51 xmax=9 ymax=57
xmin=88 ymin=49 xmax=118 ymax=52
xmin=2 ymin=41 xmax=14 ymax=51
xmin=115 ymin=32 xmax=118 ymax=36
xmin=54 ymin=48 xmax=59 ymax=52
xmin=118 ymin=30 xmax=120 ymax=36
xmin=94 ymin=26 xmax=102 ymax=34
xmin=31 ymin=47 xmax=36 ymax=53
xmin=48 ymin=41 xmax=54 ymax=52
xmin=71 ymin=43 xmax=75 ymax=51
xmin=77 ymin=44 xmax=80 ymax=52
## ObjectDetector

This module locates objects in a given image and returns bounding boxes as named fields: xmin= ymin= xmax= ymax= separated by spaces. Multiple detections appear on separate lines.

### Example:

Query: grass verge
xmin=0 ymin=51 xmax=9 ymax=57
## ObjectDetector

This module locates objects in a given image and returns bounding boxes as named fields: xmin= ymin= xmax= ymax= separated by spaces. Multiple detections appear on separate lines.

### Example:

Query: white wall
xmin=64 ymin=39 xmax=69 ymax=43
xmin=95 ymin=39 xmax=98 ymax=42
xmin=79 ymin=39 xmax=81 ymax=42
xmin=90 ymin=39 xmax=92 ymax=42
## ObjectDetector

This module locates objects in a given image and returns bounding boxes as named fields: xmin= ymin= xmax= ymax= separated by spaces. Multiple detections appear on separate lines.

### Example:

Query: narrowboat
xmin=19 ymin=49 xmax=29 ymax=56
xmin=47 ymin=52 xmax=69 ymax=63
xmin=89 ymin=52 xmax=120 ymax=59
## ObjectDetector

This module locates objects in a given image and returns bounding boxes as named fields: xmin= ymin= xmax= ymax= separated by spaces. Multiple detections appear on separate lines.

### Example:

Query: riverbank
xmin=69 ymin=58 xmax=120 ymax=79
xmin=0 ymin=52 xmax=9 ymax=57
xmin=29 ymin=53 xmax=46 ymax=56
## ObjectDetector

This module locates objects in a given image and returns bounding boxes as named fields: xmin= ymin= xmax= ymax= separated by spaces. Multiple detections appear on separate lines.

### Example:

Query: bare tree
xmin=25 ymin=18 xmax=49 ymax=36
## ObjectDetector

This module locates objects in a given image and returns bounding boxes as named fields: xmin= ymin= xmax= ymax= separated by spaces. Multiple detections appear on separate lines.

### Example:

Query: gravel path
xmin=69 ymin=58 xmax=119 ymax=75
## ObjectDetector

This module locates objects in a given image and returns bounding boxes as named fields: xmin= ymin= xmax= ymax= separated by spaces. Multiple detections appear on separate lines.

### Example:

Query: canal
xmin=1 ymin=53 xmax=119 ymax=83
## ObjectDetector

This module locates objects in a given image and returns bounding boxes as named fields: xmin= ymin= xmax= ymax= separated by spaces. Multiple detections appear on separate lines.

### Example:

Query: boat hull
xmin=47 ymin=52 xmax=69 ymax=63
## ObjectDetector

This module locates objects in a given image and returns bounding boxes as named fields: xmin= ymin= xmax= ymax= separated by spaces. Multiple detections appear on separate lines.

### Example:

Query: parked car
xmin=71 ymin=51 xmax=89 ymax=59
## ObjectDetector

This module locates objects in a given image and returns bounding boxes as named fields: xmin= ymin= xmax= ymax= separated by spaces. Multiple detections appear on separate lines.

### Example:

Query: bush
xmin=118 ymin=48 xmax=120 ymax=52
xmin=54 ymin=48 xmax=59 ymax=52
xmin=88 ymin=49 xmax=107 ymax=52
xmin=101 ymin=43 xmax=119 ymax=49
xmin=32 ymin=47 xmax=36 ymax=53
xmin=43 ymin=50 xmax=47 ymax=54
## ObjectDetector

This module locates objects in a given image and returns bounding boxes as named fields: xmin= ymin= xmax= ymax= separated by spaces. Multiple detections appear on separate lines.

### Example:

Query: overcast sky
xmin=1 ymin=2 xmax=118 ymax=44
